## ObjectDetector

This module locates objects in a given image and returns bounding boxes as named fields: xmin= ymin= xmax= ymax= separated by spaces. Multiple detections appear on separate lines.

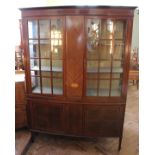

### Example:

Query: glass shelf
xmin=86 ymin=88 xmax=121 ymax=96
xmin=32 ymin=86 xmax=63 ymax=94
xmin=87 ymin=67 xmax=123 ymax=73
xmin=31 ymin=66 xmax=62 ymax=72
xmin=111 ymin=89 xmax=121 ymax=96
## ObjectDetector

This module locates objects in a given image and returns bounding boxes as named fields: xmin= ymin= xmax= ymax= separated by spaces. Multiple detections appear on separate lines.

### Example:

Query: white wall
xmin=131 ymin=9 xmax=139 ymax=51
xmin=17 ymin=0 xmax=138 ymax=8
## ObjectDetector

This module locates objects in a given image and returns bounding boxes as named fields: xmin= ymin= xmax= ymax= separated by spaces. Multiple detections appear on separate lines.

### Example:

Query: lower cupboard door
xmin=84 ymin=105 xmax=123 ymax=137
xmin=31 ymin=102 xmax=65 ymax=133
xmin=67 ymin=104 xmax=83 ymax=135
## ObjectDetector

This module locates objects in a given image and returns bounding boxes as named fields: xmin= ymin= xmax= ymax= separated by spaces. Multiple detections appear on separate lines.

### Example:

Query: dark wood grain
xmin=21 ymin=7 xmax=135 ymax=17
xmin=84 ymin=105 xmax=123 ymax=136
xmin=67 ymin=104 xmax=83 ymax=135
xmin=66 ymin=16 xmax=85 ymax=99
xmin=31 ymin=101 xmax=65 ymax=133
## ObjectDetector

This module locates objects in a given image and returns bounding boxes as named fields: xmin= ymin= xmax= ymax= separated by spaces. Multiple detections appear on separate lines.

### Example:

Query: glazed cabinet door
xmin=30 ymin=102 xmax=65 ymax=133
xmin=27 ymin=17 xmax=65 ymax=96
xmin=85 ymin=17 xmax=126 ymax=97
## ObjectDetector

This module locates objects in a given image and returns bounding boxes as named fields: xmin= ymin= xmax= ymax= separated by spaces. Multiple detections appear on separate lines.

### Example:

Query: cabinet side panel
xmin=21 ymin=18 xmax=31 ymax=94
xmin=122 ymin=18 xmax=134 ymax=100
xmin=66 ymin=16 xmax=85 ymax=98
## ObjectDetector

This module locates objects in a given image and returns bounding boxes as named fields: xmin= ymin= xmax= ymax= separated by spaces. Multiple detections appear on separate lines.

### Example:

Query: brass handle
xmin=70 ymin=83 xmax=79 ymax=88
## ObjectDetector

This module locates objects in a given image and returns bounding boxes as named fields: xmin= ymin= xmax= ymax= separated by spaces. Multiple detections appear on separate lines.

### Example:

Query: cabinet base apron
xmin=30 ymin=129 xmax=123 ymax=151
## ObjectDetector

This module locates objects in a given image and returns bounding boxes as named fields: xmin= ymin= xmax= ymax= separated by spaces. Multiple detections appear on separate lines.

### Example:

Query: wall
xmin=18 ymin=0 xmax=138 ymax=8
xmin=131 ymin=9 xmax=139 ymax=51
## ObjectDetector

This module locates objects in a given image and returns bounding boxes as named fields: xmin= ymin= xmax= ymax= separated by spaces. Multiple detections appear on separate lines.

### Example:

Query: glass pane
xmin=99 ymin=73 xmax=110 ymax=79
xmin=51 ymin=39 xmax=62 ymax=46
xmin=114 ymin=21 xmax=124 ymax=39
xmin=41 ymin=71 xmax=51 ymax=77
xmin=51 ymin=19 xmax=63 ymax=36
xmin=53 ymin=78 xmax=63 ymax=95
xmin=31 ymin=70 xmax=40 ymax=76
xmin=28 ymin=20 xmax=38 ymax=38
xmin=40 ymin=40 xmax=51 ymax=58
xmin=101 ymin=20 xmax=113 ymax=39
xmin=51 ymin=39 xmax=63 ymax=59
xmin=29 ymin=40 xmax=39 ymax=58
xmin=87 ymin=19 xmax=100 ymax=39
xmin=39 ymin=20 xmax=50 ymax=38
xmin=112 ymin=61 xmax=123 ymax=73
xmin=99 ymin=80 xmax=110 ymax=96
xmin=41 ymin=59 xmax=51 ymax=71
xmin=112 ymin=73 xmax=121 ymax=79
xmin=87 ymin=61 xmax=98 ymax=73
xmin=52 ymin=45 xmax=63 ymax=59
xmin=111 ymin=80 xmax=122 ymax=96
xmin=53 ymin=72 xmax=62 ymax=78
xmin=113 ymin=40 xmax=124 ymax=60
xmin=31 ymin=76 xmax=41 ymax=93
xmin=86 ymin=80 xmax=98 ymax=96
xmin=30 ymin=59 xmax=39 ymax=70
xmin=52 ymin=60 xmax=62 ymax=72
xmin=87 ymin=19 xmax=100 ymax=52
xmin=42 ymin=78 xmax=51 ymax=94
xmin=87 ymin=47 xmax=98 ymax=59
xmin=86 ymin=73 xmax=98 ymax=79
xmin=99 ymin=61 xmax=111 ymax=73
xmin=99 ymin=40 xmax=112 ymax=60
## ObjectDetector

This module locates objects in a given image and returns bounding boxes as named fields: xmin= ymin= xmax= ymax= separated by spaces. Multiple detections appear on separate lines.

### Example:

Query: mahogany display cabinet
xmin=20 ymin=6 xmax=135 ymax=150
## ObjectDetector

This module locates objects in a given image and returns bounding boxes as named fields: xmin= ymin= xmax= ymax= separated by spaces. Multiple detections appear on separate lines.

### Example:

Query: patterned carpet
xmin=16 ymin=85 xmax=139 ymax=155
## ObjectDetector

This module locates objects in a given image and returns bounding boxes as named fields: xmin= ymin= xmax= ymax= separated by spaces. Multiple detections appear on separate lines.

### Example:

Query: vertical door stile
xmin=49 ymin=19 xmax=53 ymax=94
xmin=38 ymin=20 xmax=43 ymax=94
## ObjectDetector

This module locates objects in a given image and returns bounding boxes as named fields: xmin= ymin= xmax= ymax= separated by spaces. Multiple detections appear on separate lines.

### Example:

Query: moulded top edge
xmin=19 ymin=5 xmax=137 ymax=11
